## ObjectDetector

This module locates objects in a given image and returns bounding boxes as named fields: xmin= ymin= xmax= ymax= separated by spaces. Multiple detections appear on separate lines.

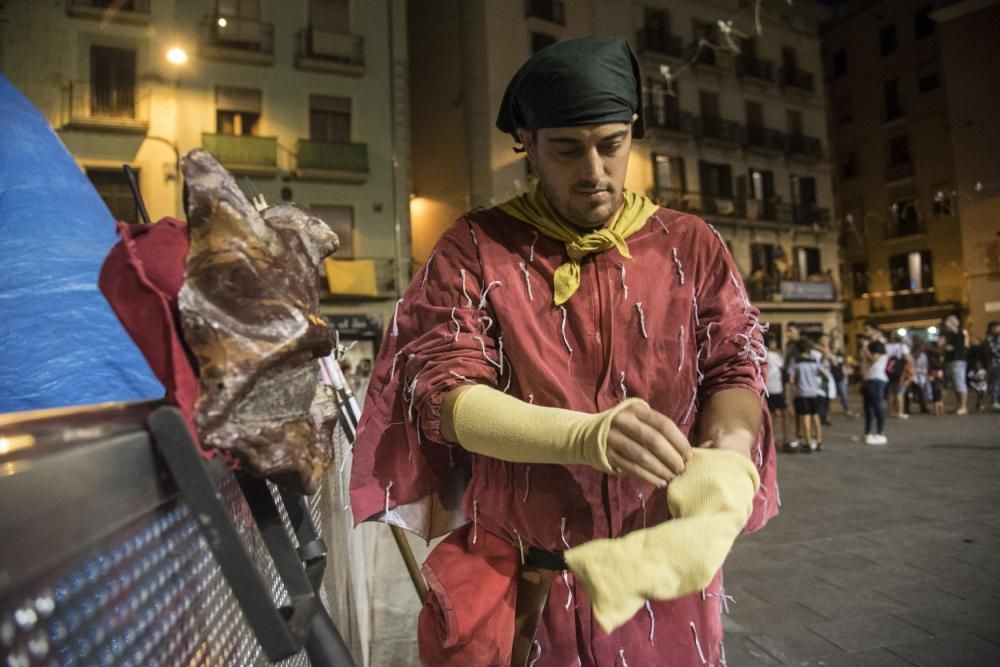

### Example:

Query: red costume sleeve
xmin=350 ymin=220 xmax=500 ymax=533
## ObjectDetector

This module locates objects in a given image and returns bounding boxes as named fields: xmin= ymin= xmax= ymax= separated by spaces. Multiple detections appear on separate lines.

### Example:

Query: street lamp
xmin=166 ymin=46 xmax=188 ymax=65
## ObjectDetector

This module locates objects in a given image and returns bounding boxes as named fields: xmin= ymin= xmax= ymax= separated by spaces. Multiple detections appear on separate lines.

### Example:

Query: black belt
xmin=525 ymin=547 xmax=567 ymax=571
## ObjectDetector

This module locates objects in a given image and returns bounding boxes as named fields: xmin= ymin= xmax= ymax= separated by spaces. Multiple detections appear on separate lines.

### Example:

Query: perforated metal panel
xmin=0 ymin=473 xmax=325 ymax=667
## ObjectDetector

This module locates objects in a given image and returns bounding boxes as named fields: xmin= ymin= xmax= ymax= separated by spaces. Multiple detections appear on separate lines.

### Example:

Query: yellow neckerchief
xmin=498 ymin=186 xmax=659 ymax=305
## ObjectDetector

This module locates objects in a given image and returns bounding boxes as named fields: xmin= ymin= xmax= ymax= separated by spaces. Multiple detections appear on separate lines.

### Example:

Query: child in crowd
xmin=788 ymin=341 xmax=823 ymax=452
xmin=968 ymin=360 xmax=989 ymax=412
xmin=765 ymin=336 xmax=789 ymax=448
xmin=862 ymin=339 xmax=889 ymax=445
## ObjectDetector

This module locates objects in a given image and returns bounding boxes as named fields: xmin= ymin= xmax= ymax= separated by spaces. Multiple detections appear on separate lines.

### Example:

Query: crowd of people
xmin=765 ymin=318 xmax=1000 ymax=451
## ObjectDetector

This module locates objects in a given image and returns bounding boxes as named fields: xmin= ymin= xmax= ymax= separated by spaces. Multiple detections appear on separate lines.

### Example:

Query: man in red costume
xmin=351 ymin=36 xmax=777 ymax=666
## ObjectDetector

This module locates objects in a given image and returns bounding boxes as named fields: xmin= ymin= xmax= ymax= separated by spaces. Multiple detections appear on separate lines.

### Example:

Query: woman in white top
xmin=862 ymin=339 xmax=889 ymax=445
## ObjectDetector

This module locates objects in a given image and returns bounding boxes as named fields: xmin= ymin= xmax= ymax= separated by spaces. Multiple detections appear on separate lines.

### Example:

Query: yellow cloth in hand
xmin=451 ymin=384 xmax=646 ymax=472
xmin=497 ymin=186 xmax=659 ymax=305
xmin=564 ymin=449 xmax=760 ymax=632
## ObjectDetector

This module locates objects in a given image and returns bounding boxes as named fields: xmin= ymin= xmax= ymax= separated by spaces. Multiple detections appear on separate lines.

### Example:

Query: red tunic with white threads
xmin=350 ymin=205 xmax=779 ymax=667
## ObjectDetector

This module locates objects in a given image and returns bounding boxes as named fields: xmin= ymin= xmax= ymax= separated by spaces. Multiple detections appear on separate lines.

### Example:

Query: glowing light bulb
xmin=217 ymin=17 xmax=228 ymax=27
xmin=166 ymin=47 xmax=188 ymax=65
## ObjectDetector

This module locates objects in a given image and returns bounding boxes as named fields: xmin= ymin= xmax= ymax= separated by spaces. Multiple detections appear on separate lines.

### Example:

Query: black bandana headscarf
xmin=496 ymin=36 xmax=645 ymax=140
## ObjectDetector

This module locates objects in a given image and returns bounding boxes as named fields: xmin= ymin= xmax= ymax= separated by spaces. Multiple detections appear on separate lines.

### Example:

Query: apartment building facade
xmin=822 ymin=0 xmax=972 ymax=345
xmin=1 ymin=0 xmax=409 ymax=326
xmin=409 ymin=0 xmax=842 ymax=347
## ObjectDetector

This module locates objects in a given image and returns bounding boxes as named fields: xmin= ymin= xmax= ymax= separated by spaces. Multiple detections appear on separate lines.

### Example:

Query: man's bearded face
xmin=522 ymin=121 xmax=634 ymax=229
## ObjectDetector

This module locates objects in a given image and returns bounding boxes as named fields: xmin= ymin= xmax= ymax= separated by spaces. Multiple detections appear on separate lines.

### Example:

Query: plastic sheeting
xmin=0 ymin=75 xmax=163 ymax=412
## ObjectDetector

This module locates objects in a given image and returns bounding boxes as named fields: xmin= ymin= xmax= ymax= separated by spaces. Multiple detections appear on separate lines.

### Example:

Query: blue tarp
xmin=0 ymin=75 xmax=163 ymax=411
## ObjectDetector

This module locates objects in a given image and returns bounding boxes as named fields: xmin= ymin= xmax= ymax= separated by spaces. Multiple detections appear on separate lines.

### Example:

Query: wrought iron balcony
xmin=736 ymin=56 xmax=775 ymax=83
xmin=202 ymin=16 xmax=275 ymax=65
xmin=644 ymin=107 xmax=696 ymax=135
xmin=202 ymin=133 xmax=278 ymax=175
xmin=636 ymin=28 xmax=685 ymax=59
xmin=295 ymin=28 xmax=364 ymax=75
xmin=696 ymin=117 xmax=743 ymax=145
xmin=779 ymin=67 xmax=815 ymax=93
xmin=791 ymin=204 xmax=832 ymax=227
xmin=786 ymin=134 xmax=823 ymax=160
xmin=62 ymin=81 xmax=149 ymax=134
xmin=295 ymin=140 xmax=369 ymax=183
xmin=885 ymin=160 xmax=915 ymax=181
xmin=66 ymin=0 xmax=150 ymax=23
xmin=744 ymin=125 xmax=786 ymax=152
xmin=701 ymin=194 xmax=746 ymax=218
xmin=524 ymin=0 xmax=564 ymax=24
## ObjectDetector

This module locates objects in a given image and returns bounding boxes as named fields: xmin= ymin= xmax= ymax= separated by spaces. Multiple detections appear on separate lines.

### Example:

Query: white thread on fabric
xmin=645 ymin=600 xmax=655 ymax=642
xmin=719 ymin=640 xmax=728 ymax=667
xmin=503 ymin=372 xmax=513 ymax=393
xmin=692 ymin=292 xmax=701 ymax=327
xmin=472 ymin=499 xmax=479 ymax=544
xmin=654 ymin=215 xmax=669 ymax=234
xmin=406 ymin=373 xmax=419 ymax=423
xmin=706 ymin=222 xmax=727 ymax=249
xmin=421 ymin=250 xmax=435 ymax=289
xmin=460 ymin=268 xmax=473 ymax=308
xmin=528 ymin=393 xmax=535 ymax=404
xmin=560 ymin=306 xmax=574 ymax=354
xmin=638 ymin=492 xmax=647 ymax=528
xmin=562 ymin=570 xmax=574 ymax=610
xmin=527 ymin=640 xmax=542 ymax=667
xmin=672 ymin=247 xmax=686 ymax=285
xmin=730 ymin=271 xmax=751 ymax=310
xmin=776 ymin=481 xmax=782 ymax=507
xmin=635 ymin=302 xmax=649 ymax=339
xmin=560 ymin=517 xmax=570 ymax=549
xmin=619 ymin=371 xmax=627 ymax=400
xmin=682 ymin=385 xmax=698 ymax=424
xmin=529 ymin=231 xmax=539 ymax=262
xmin=391 ymin=298 xmax=404 ymax=337
xmin=497 ymin=334 xmax=505 ymax=372
xmin=478 ymin=280 xmax=502 ymax=309
xmin=705 ymin=321 xmax=717 ymax=357
xmin=448 ymin=370 xmax=474 ymax=383
xmin=389 ymin=349 xmax=405 ymax=380
xmin=679 ymin=326 xmax=686 ymax=371
xmin=514 ymin=529 xmax=525 ymax=565
xmin=618 ymin=647 xmax=629 ymax=667
xmin=523 ymin=465 xmax=532 ymax=503
xmin=383 ymin=481 xmax=394 ymax=520
xmin=617 ymin=262 xmax=629 ymax=301
xmin=479 ymin=315 xmax=494 ymax=336
xmin=690 ymin=621 xmax=708 ymax=665
xmin=473 ymin=335 xmax=503 ymax=370
xmin=468 ymin=225 xmax=479 ymax=247
xmin=519 ymin=261 xmax=534 ymax=301
xmin=450 ymin=307 xmax=461 ymax=342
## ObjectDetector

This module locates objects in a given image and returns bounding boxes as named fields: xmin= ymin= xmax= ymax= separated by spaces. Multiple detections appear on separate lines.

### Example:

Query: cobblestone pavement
xmin=723 ymin=406 xmax=1000 ymax=666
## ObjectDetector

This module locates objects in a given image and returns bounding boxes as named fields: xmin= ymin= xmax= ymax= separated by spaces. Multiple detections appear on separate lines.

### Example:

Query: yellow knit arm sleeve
xmin=450 ymin=384 xmax=645 ymax=473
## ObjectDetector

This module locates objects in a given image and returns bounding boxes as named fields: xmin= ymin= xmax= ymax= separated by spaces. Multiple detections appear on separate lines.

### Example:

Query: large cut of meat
xmin=178 ymin=148 xmax=339 ymax=494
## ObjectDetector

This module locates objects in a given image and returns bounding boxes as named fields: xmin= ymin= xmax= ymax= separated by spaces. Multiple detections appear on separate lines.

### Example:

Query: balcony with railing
xmin=748 ymin=276 xmax=837 ymax=303
xmin=779 ymin=67 xmax=815 ymax=93
xmin=885 ymin=160 xmax=915 ymax=182
xmin=61 ymin=81 xmax=149 ymax=134
xmin=696 ymin=117 xmax=743 ymax=146
xmin=524 ymin=0 xmax=564 ymax=24
xmin=66 ymin=0 xmax=150 ymax=23
xmin=323 ymin=257 xmax=399 ymax=299
xmin=744 ymin=125 xmax=786 ymax=154
xmin=644 ymin=106 xmax=696 ymax=137
xmin=202 ymin=133 xmax=278 ymax=176
xmin=636 ymin=28 xmax=685 ymax=59
xmin=295 ymin=28 xmax=365 ymax=76
xmin=295 ymin=140 xmax=369 ymax=183
xmin=745 ymin=197 xmax=779 ymax=221
xmin=201 ymin=16 xmax=275 ymax=65
xmin=736 ymin=56 xmax=776 ymax=84
xmin=786 ymin=134 xmax=823 ymax=161
xmin=791 ymin=203 xmax=832 ymax=228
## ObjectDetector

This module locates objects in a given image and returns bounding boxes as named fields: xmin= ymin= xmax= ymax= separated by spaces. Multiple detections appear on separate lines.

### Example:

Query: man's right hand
xmin=605 ymin=401 xmax=692 ymax=487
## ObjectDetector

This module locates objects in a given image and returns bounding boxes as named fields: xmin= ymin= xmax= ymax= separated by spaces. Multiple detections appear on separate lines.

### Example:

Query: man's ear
xmin=516 ymin=128 xmax=535 ymax=158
